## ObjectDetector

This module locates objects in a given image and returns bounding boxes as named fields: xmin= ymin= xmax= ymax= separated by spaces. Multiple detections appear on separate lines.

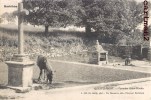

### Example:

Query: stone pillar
xmin=148 ymin=47 xmax=151 ymax=61
xmin=96 ymin=40 xmax=100 ymax=65
xmin=148 ymin=29 xmax=151 ymax=61
xmin=106 ymin=52 xmax=108 ymax=64
xmin=89 ymin=40 xmax=100 ymax=64
xmin=5 ymin=3 xmax=34 ymax=88
xmin=18 ymin=2 xmax=24 ymax=54
xmin=6 ymin=61 xmax=33 ymax=87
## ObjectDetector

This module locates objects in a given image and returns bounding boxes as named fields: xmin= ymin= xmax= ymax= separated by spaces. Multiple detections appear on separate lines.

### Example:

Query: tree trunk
xmin=85 ymin=24 xmax=91 ymax=34
xmin=45 ymin=25 xmax=49 ymax=36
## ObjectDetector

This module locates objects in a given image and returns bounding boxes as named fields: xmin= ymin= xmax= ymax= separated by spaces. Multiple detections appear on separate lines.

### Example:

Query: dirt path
xmin=1 ymin=79 xmax=150 ymax=100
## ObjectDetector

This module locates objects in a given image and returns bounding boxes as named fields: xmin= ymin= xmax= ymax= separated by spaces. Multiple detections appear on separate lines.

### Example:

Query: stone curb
xmin=5 ymin=77 xmax=151 ymax=93
xmin=6 ymin=86 xmax=32 ymax=93
xmin=45 ymin=77 xmax=151 ymax=92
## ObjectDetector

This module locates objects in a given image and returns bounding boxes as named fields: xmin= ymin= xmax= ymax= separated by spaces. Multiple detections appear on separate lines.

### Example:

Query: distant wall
xmin=102 ymin=44 xmax=145 ymax=59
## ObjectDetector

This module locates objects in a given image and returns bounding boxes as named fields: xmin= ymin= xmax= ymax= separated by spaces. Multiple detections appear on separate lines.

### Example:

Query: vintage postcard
xmin=0 ymin=0 xmax=151 ymax=100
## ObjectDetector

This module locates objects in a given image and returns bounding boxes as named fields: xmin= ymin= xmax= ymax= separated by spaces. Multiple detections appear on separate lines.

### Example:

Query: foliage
xmin=0 ymin=25 xmax=91 ymax=61
xmin=23 ymin=0 xmax=74 ymax=35
xmin=70 ymin=0 xmax=145 ymax=43
xmin=1 ymin=0 xmax=147 ymax=44
xmin=1 ymin=12 xmax=16 ymax=22
xmin=23 ymin=0 xmax=145 ymax=36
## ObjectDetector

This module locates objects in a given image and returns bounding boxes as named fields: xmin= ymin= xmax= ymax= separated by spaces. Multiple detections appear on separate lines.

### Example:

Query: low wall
xmin=102 ymin=44 xmax=144 ymax=59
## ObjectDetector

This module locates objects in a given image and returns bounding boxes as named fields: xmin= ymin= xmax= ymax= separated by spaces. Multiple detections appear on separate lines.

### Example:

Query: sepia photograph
xmin=0 ymin=0 xmax=151 ymax=99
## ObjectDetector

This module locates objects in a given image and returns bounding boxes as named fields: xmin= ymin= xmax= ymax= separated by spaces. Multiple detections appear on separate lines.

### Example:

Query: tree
xmin=70 ymin=0 xmax=102 ymax=34
xmin=93 ymin=0 xmax=144 ymax=35
xmin=71 ymin=0 xmax=145 ymax=38
xmin=23 ymin=0 xmax=148 ymax=41
xmin=1 ymin=12 xmax=16 ymax=22
xmin=23 ymin=0 xmax=73 ymax=35
xmin=71 ymin=0 xmax=127 ymax=34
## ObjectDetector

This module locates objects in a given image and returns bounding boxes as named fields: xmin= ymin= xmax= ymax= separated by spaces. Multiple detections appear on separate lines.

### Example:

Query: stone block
xmin=6 ymin=61 xmax=34 ymax=87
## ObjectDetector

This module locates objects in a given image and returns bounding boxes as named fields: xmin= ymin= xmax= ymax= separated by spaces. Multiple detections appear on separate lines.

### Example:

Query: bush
xmin=0 ymin=27 xmax=91 ymax=61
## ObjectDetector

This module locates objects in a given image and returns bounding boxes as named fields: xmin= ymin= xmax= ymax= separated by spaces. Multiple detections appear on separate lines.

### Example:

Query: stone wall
xmin=101 ymin=44 xmax=144 ymax=59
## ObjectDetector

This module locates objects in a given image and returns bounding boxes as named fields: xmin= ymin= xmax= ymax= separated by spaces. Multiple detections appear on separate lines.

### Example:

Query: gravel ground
xmin=0 ymin=60 xmax=151 ymax=100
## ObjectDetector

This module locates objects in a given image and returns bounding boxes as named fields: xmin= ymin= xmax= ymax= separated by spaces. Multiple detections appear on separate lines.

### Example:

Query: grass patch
xmin=0 ymin=24 xmax=98 ymax=62
xmin=0 ymin=24 xmax=125 ymax=63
